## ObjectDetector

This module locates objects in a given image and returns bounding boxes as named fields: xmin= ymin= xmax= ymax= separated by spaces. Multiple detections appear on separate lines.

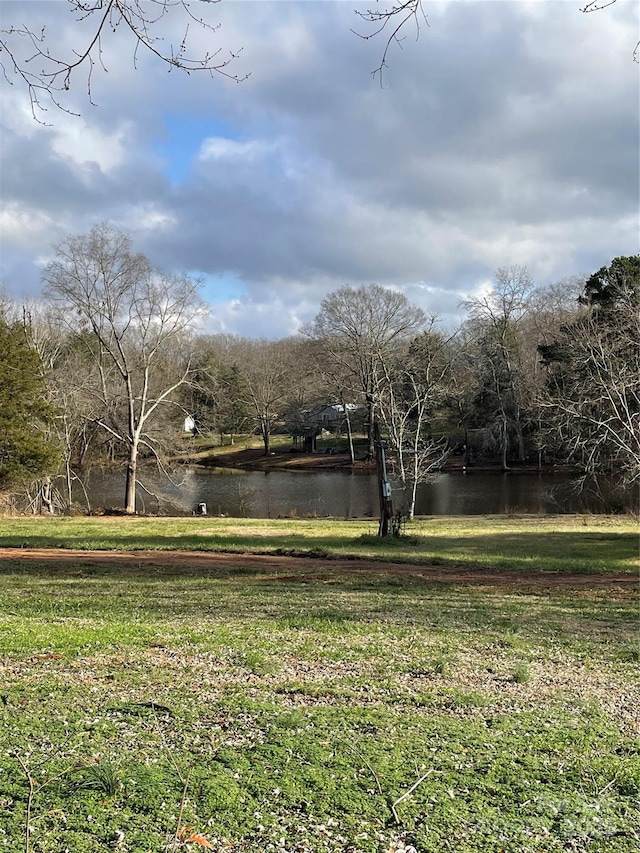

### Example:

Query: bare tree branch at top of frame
xmin=1 ymin=0 xmax=636 ymax=122
xmin=581 ymin=0 xmax=621 ymax=10
xmin=353 ymin=0 xmax=429 ymax=85
xmin=0 ymin=0 xmax=248 ymax=123
xmin=579 ymin=0 xmax=637 ymax=60
xmin=354 ymin=0 xmax=637 ymax=85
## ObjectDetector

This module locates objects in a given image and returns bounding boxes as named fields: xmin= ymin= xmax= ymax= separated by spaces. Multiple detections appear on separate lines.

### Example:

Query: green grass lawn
xmin=0 ymin=514 xmax=637 ymax=574
xmin=0 ymin=516 xmax=638 ymax=852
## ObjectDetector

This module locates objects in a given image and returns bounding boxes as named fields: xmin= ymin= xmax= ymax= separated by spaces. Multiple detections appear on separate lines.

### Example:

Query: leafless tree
xmin=193 ymin=334 xmax=319 ymax=454
xmin=462 ymin=266 xmax=535 ymax=468
xmin=539 ymin=264 xmax=640 ymax=490
xmin=187 ymin=333 xmax=252 ymax=443
xmin=310 ymin=336 xmax=361 ymax=464
xmin=43 ymin=223 xmax=203 ymax=513
xmin=515 ymin=276 xmax=587 ymax=467
xmin=230 ymin=337 xmax=293 ymax=457
xmin=275 ymin=337 xmax=329 ymax=447
xmin=0 ymin=0 xmax=247 ymax=121
xmin=306 ymin=284 xmax=426 ymax=459
xmin=377 ymin=325 xmax=452 ymax=518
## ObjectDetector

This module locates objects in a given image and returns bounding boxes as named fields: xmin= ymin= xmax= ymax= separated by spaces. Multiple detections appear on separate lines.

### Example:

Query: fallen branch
xmin=391 ymin=769 xmax=433 ymax=824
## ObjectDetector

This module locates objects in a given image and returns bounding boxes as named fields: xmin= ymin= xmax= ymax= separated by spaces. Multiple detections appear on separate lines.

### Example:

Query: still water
xmin=83 ymin=466 xmax=623 ymax=517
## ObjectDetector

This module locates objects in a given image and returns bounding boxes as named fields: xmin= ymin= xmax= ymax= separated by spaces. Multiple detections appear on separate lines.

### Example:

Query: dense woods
xmin=1 ymin=226 xmax=638 ymax=514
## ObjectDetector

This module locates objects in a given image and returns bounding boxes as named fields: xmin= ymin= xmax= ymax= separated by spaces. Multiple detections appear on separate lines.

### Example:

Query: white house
xmin=308 ymin=404 xmax=361 ymax=428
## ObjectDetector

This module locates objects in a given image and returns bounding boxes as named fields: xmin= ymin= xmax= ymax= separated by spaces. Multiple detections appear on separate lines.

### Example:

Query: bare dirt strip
xmin=0 ymin=548 xmax=636 ymax=590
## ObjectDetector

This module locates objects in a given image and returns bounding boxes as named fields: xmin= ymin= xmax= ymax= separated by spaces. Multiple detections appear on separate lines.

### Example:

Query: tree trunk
xmin=65 ymin=459 xmax=73 ymax=513
xmin=41 ymin=477 xmax=54 ymax=514
xmin=345 ymin=412 xmax=355 ymax=465
xmin=261 ymin=419 xmax=270 ymax=456
xmin=340 ymin=390 xmax=355 ymax=464
xmin=537 ymin=416 xmax=543 ymax=470
xmin=78 ymin=432 xmax=91 ymax=468
xmin=408 ymin=450 xmax=420 ymax=520
xmin=124 ymin=441 xmax=138 ymax=513
xmin=501 ymin=416 xmax=509 ymax=471
xmin=375 ymin=427 xmax=393 ymax=536
xmin=366 ymin=393 xmax=376 ymax=460
xmin=515 ymin=413 xmax=526 ymax=463
xmin=409 ymin=478 xmax=418 ymax=520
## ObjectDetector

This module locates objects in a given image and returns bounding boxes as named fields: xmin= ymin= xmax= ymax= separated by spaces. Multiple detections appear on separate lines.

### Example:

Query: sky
xmin=0 ymin=0 xmax=638 ymax=338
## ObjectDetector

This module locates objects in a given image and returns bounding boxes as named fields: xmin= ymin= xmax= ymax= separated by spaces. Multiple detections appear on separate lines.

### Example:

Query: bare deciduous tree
xmin=539 ymin=256 xmax=640 ymax=490
xmin=306 ymin=284 xmax=426 ymax=459
xmin=377 ymin=326 xmax=452 ymax=518
xmin=43 ymin=223 xmax=202 ymax=513
xmin=230 ymin=337 xmax=292 ymax=457
xmin=188 ymin=334 xmax=253 ymax=443
xmin=462 ymin=266 xmax=534 ymax=469
xmin=307 ymin=335 xmax=360 ymax=464
xmin=541 ymin=317 xmax=640 ymax=490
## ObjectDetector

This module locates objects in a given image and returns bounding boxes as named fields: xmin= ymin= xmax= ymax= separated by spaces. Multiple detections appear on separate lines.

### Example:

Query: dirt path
xmin=0 ymin=548 xmax=636 ymax=590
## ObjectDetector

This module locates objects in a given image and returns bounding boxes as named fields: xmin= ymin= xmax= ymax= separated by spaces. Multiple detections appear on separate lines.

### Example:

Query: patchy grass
xmin=0 ymin=514 xmax=637 ymax=574
xmin=0 ymin=549 xmax=638 ymax=852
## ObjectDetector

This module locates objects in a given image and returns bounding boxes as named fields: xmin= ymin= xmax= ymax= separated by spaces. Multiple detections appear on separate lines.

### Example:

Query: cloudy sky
xmin=0 ymin=1 xmax=638 ymax=337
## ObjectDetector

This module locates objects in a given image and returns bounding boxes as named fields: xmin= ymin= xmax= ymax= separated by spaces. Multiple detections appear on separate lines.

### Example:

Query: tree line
xmin=1 ymin=224 xmax=638 ymax=516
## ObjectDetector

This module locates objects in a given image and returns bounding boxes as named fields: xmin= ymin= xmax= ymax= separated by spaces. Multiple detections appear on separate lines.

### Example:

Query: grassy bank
xmin=0 ymin=516 xmax=638 ymax=851
xmin=0 ymin=514 xmax=638 ymax=574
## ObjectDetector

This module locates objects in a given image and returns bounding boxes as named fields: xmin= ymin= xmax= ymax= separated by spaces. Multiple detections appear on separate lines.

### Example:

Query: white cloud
xmin=120 ymin=203 xmax=178 ymax=234
xmin=199 ymin=137 xmax=277 ymax=161
xmin=0 ymin=204 xmax=57 ymax=249
xmin=49 ymin=118 xmax=131 ymax=173
xmin=0 ymin=1 xmax=637 ymax=333
xmin=202 ymin=293 xmax=306 ymax=339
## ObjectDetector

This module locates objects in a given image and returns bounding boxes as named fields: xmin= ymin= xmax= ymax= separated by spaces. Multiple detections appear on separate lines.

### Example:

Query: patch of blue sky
xmin=154 ymin=114 xmax=242 ymax=184
xmin=194 ymin=271 xmax=248 ymax=305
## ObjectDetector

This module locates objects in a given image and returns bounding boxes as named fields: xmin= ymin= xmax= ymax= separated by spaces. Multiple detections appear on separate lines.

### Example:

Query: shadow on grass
xmin=0 ymin=529 xmax=636 ymax=575
xmin=0 ymin=565 xmax=636 ymax=650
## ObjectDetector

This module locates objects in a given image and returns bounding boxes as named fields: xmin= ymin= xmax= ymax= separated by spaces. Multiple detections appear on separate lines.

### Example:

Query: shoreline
xmin=182 ymin=445 xmax=573 ymax=475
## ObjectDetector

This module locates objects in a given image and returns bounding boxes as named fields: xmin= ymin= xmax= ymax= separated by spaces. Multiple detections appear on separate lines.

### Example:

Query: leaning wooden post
xmin=375 ymin=425 xmax=393 ymax=537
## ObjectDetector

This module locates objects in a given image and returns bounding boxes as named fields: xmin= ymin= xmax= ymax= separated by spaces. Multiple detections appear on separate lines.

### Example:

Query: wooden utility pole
xmin=375 ymin=424 xmax=393 ymax=537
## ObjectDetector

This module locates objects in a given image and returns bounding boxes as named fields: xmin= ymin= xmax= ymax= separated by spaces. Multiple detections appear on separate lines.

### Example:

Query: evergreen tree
xmin=0 ymin=317 xmax=59 ymax=486
xmin=581 ymin=255 xmax=640 ymax=312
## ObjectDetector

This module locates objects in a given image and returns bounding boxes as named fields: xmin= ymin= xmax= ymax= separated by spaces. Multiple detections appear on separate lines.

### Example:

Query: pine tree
xmin=0 ymin=318 xmax=59 ymax=486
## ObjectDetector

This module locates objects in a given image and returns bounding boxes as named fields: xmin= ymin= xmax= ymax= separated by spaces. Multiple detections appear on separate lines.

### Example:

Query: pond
xmin=81 ymin=466 xmax=631 ymax=517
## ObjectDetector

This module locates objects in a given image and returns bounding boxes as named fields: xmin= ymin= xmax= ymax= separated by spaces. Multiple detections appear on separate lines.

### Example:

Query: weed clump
xmin=512 ymin=662 xmax=532 ymax=684
xmin=432 ymin=653 xmax=448 ymax=676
